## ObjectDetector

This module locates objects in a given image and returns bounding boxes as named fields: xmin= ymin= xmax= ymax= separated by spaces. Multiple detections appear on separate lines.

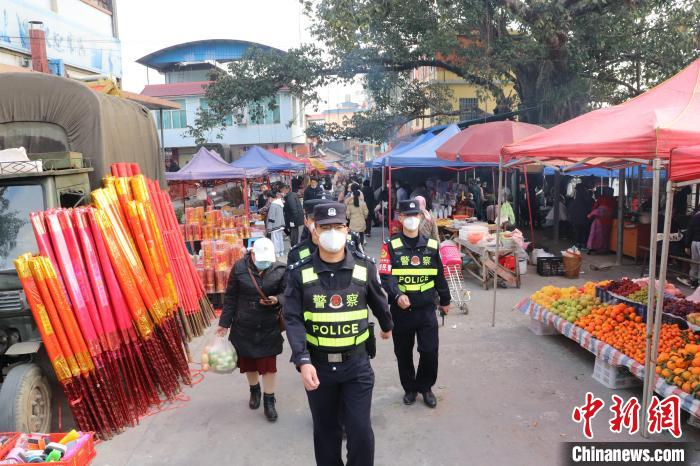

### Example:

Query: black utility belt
xmin=310 ymin=343 xmax=366 ymax=364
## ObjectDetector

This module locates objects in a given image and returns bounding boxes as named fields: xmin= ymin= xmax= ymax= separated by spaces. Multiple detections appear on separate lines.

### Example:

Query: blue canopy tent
xmin=232 ymin=145 xmax=305 ymax=172
xmin=376 ymin=124 xmax=498 ymax=226
xmin=377 ymin=125 xmax=499 ymax=168
xmin=366 ymin=131 xmax=436 ymax=168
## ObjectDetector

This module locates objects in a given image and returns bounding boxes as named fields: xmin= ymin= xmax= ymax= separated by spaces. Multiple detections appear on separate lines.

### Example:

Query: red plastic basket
xmin=1 ymin=432 xmax=95 ymax=466
xmin=0 ymin=433 xmax=21 ymax=459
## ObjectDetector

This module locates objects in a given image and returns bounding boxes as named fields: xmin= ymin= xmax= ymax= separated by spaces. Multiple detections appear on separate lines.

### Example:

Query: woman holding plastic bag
xmin=216 ymin=238 xmax=286 ymax=422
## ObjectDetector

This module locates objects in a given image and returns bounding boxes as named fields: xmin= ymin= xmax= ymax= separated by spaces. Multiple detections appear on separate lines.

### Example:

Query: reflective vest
xmin=388 ymin=236 xmax=439 ymax=293
xmin=300 ymin=262 xmax=370 ymax=351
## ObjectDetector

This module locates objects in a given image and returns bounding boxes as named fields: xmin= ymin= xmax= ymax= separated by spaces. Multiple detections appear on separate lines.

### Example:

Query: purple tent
xmin=166 ymin=147 xmax=266 ymax=180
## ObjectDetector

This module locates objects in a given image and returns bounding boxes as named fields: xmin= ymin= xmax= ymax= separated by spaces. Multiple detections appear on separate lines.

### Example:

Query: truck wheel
xmin=0 ymin=363 xmax=51 ymax=432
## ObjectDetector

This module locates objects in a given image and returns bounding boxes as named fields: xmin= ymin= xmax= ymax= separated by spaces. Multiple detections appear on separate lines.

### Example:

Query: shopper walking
xmin=380 ymin=199 xmax=451 ymax=408
xmin=569 ymin=184 xmax=593 ymax=249
xmin=216 ymin=238 xmax=286 ymax=421
xmin=347 ymin=188 xmax=369 ymax=245
xmin=284 ymin=202 xmax=393 ymax=466
xmin=283 ymin=183 xmax=305 ymax=247
xmin=266 ymin=190 xmax=286 ymax=258
xmin=304 ymin=178 xmax=324 ymax=202
xmin=362 ymin=179 xmax=376 ymax=237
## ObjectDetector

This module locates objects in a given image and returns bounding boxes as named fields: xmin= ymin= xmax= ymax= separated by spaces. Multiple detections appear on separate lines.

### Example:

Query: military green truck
xmin=0 ymin=71 xmax=165 ymax=432
xmin=0 ymin=156 xmax=93 ymax=432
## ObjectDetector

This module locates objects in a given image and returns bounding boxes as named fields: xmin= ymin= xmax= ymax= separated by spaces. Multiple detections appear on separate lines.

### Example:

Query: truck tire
xmin=0 ymin=363 xmax=51 ymax=432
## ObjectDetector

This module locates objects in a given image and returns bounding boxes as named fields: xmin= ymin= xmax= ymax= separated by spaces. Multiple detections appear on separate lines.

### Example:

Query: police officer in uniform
xmin=289 ymin=198 xmax=362 ymax=266
xmin=284 ymin=202 xmax=393 ymax=466
xmin=379 ymin=199 xmax=451 ymax=408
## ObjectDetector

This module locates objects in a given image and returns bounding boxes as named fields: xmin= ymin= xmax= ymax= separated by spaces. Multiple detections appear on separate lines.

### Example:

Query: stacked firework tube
xmin=181 ymin=206 xmax=253 ymax=242
xmin=197 ymin=239 xmax=246 ymax=294
xmin=13 ymin=163 xmax=210 ymax=439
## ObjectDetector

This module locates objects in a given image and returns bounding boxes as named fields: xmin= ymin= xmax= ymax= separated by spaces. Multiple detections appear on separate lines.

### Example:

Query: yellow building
xmin=401 ymin=66 xmax=514 ymax=136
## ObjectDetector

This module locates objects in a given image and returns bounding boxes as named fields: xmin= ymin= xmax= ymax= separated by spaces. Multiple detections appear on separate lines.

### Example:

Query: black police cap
xmin=399 ymin=199 xmax=421 ymax=215
xmin=314 ymin=202 xmax=347 ymax=226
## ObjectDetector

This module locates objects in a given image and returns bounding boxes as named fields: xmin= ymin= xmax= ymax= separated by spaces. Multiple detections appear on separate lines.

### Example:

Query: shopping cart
xmin=439 ymin=242 xmax=471 ymax=325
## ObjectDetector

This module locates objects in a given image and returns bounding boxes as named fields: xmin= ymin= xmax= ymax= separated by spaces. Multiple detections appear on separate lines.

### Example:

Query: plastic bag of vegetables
xmin=201 ymin=336 xmax=238 ymax=373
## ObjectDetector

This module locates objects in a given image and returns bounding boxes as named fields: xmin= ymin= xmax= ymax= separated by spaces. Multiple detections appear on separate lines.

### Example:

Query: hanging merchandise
xmin=14 ymin=163 xmax=213 ymax=439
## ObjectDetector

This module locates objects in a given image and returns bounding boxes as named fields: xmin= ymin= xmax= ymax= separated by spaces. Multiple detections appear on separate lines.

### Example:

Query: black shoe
xmin=263 ymin=393 xmax=278 ymax=422
xmin=249 ymin=383 xmax=261 ymax=410
xmin=403 ymin=391 xmax=417 ymax=405
xmin=422 ymin=390 xmax=437 ymax=408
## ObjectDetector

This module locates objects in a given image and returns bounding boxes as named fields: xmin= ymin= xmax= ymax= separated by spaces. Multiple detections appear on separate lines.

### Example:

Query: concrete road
xmin=95 ymin=230 xmax=700 ymax=465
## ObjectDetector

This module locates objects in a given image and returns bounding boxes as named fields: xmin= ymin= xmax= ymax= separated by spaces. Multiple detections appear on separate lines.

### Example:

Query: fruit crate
xmin=529 ymin=317 xmax=558 ymax=336
xmin=536 ymin=257 xmax=564 ymax=277
xmin=592 ymin=357 xmax=640 ymax=389
xmin=662 ymin=312 xmax=689 ymax=330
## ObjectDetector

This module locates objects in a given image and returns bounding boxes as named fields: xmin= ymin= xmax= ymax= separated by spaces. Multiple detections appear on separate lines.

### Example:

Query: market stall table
xmin=515 ymin=297 xmax=700 ymax=419
xmin=453 ymin=237 xmax=521 ymax=289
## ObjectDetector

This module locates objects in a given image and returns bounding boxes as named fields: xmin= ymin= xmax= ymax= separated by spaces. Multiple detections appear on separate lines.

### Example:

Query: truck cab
xmin=0 ymin=155 xmax=92 ymax=433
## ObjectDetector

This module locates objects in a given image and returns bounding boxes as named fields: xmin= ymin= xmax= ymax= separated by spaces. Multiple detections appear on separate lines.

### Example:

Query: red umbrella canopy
xmin=436 ymin=121 xmax=545 ymax=163
xmin=503 ymin=59 xmax=700 ymax=164
xmin=670 ymin=144 xmax=700 ymax=183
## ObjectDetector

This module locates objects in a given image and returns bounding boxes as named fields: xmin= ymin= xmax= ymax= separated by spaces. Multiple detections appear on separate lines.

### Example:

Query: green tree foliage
xmin=190 ymin=0 xmax=700 ymax=144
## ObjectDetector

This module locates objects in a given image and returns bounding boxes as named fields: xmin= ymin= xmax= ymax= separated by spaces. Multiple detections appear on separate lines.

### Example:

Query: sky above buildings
xmin=118 ymin=0 xmax=362 ymax=111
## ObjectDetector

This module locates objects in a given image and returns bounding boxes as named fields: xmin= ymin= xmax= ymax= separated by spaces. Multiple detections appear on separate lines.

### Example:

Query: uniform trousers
xmin=391 ymin=306 xmax=439 ymax=393
xmin=306 ymin=354 xmax=375 ymax=466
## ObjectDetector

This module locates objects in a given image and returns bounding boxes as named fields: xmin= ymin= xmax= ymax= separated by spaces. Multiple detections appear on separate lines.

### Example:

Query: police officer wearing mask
xmin=284 ymin=202 xmax=393 ymax=466
xmin=288 ymin=197 xmax=330 ymax=265
xmin=379 ymin=199 xmax=451 ymax=408
xmin=291 ymin=197 xmax=363 ymax=264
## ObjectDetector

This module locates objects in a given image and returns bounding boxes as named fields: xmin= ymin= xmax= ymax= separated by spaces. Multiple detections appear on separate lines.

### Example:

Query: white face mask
xmin=319 ymin=229 xmax=346 ymax=252
xmin=402 ymin=216 xmax=421 ymax=231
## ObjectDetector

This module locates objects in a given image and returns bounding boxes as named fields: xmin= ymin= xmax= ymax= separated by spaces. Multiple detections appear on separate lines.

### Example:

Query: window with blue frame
xmin=248 ymin=95 xmax=281 ymax=125
xmin=199 ymin=99 xmax=233 ymax=126
xmin=154 ymin=99 xmax=187 ymax=129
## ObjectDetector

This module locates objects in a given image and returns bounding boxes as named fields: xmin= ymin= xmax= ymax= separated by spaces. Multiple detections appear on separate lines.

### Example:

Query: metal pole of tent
xmin=643 ymin=179 xmax=674 ymax=436
xmin=512 ymin=170 xmax=519 ymax=225
xmin=616 ymin=168 xmax=625 ymax=265
xmin=641 ymin=157 xmax=661 ymax=438
xmin=492 ymin=155 xmax=504 ymax=327
xmin=524 ymin=164 xmax=535 ymax=248
xmin=388 ymin=166 xmax=393 ymax=235
xmin=553 ymin=170 xmax=561 ymax=242
xmin=243 ymin=177 xmax=249 ymax=218
xmin=381 ymin=166 xmax=386 ymax=243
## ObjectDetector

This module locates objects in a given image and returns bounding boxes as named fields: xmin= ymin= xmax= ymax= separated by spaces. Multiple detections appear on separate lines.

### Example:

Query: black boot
xmin=249 ymin=383 xmax=261 ymax=410
xmin=263 ymin=393 xmax=278 ymax=422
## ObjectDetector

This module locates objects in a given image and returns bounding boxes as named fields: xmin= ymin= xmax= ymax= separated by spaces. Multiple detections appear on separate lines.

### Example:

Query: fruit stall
xmin=516 ymin=280 xmax=700 ymax=418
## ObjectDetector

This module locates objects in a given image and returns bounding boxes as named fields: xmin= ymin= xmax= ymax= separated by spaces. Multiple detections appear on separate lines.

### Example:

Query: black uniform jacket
xmin=283 ymin=248 xmax=393 ymax=366
xmin=379 ymin=233 xmax=451 ymax=310
xmin=219 ymin=254 xmax=286 ymax=359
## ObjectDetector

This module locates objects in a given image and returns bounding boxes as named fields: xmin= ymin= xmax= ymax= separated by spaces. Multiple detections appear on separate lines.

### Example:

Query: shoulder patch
xmin=288 ymin=256 xmax=311 ymax=270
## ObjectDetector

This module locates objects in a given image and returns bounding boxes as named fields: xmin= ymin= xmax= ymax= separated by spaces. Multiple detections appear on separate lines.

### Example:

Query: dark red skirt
xmin=238 ymin=355 xmax=277 ymax=375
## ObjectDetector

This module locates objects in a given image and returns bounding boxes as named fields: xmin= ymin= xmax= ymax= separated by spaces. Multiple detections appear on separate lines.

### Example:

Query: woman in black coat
xmin=217 ymin=238 xmax=286 ymax=421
